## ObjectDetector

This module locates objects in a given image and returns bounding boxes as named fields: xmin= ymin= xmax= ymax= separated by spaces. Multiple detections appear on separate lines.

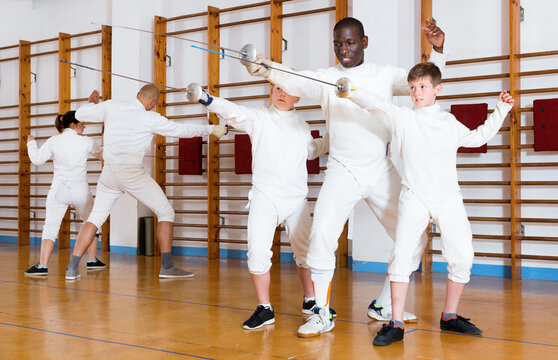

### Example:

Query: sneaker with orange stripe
xmin=297 ymin=307 xmax=334 ymax=338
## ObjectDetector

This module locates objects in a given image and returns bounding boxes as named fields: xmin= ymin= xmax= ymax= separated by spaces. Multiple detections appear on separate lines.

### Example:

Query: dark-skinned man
xmin=245 ymin=17 xmax=446 ymax=337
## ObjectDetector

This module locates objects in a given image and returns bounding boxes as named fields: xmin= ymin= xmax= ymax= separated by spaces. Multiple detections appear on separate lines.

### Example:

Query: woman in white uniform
xmin=24 ymin=111 xmax=104 ymax=276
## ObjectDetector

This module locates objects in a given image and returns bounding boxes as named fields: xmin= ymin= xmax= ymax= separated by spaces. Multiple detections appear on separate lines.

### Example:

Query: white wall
xmin=1 ymin=0 xmax=557 ymax=273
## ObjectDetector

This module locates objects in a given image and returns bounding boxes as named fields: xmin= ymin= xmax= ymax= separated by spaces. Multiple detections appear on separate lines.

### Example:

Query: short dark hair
xmin=407 ymin=62 xmax=442 ymax=86
xmin=333 ymin=17 xmax=365 ymax=38
xmin=55 ymin=110 xmax=79 ymax=133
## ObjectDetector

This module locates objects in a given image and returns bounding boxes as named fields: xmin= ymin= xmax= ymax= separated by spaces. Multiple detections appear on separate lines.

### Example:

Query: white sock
xmin=376 ymin=277 xmax=391 ymax=307
xmin=310 ymin=268 xmax=334 ymax=312
xmin=304 ymin=296 xmax=315 ymax=302
xmin=259 ymin=303 xmax=272 ymax=309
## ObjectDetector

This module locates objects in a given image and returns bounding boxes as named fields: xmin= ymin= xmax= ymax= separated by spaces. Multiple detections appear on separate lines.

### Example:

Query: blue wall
xmin=3 ymin=236 xmax=557 ymax=281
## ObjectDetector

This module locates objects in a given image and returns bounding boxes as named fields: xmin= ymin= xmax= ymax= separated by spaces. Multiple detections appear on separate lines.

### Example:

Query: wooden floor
xmin=1 ymin=243 xmax=557 ymax=359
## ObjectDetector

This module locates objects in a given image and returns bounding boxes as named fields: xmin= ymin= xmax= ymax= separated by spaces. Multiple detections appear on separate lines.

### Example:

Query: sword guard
xmin=185 ymin=82 xmax=203 ymax=102
xmin=335 ymin=77 xmax=351 ymax=98
xmin=240 ymin=43 xmax=257 ymax=66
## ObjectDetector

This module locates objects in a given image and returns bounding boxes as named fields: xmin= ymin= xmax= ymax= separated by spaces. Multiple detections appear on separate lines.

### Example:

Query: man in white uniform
xmin=65 ymin=85 xmax=226 ymax=280
xmin=199 ymin=85 xmax=329 ymax=330
xmin=245 ymin=17 xmax=447 ymax=337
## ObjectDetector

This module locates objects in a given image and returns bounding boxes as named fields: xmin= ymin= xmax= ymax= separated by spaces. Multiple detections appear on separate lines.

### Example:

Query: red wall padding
xmin=234 ymin=134 xmax=252 ymax=174
xmin=178 ymin=137 xmax=203 ymax=175
xmin=451 ymin=103 xmax=489 ymax=153
xmin=306 ymin=130 xmax=321 ymax=174
xmin=533 ymin=98 xmax=558 ymax=151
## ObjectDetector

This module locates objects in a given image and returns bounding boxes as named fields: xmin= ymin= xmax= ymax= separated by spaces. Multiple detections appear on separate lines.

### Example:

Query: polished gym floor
xmin=1 ymin=242 xmax=557 ymax=359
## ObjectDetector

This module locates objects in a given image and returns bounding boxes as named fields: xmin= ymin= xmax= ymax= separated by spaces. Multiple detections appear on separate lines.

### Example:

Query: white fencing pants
xmin=87 ymin=164 xmax=175 ymax=229
xmin=42 ymin=180 xmax=93 ymax=241
xmin=306 ymin=158 xmax=401 ymax=270
xmin=246 ymin=188 xmax=311 ymax=274
xmin=388 ymin=187 xmax=474 ymax=284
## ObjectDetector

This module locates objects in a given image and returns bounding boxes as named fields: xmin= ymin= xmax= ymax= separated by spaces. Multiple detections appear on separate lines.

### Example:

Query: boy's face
xmin=271 ymin=85 xmax=300 ymax=111
xmin=409 ymin=76 xmax=442 ymax=107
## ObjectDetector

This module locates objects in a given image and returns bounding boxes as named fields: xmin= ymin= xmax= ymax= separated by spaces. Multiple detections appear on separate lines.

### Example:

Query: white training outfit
xmin=27 ymin=128 xmax=101 ymax=240
xmin=266 ymin=51 xmax=447 ymax=270
xmin=76 ymin=99 xmax=215 ymax=229
xmin=353 ymin=93 xmax=513 ymax=283
xmin=207 ymin=97 xmax=328 ymax=274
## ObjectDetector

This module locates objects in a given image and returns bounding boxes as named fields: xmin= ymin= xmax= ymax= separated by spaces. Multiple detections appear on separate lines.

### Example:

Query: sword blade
xmin=92 ymin=22 xmax=244 ymax=55
xmin=59 ymin=60 xmax=184 ymax=91
xmin=190 ymin=45 xmax=340 ymax=89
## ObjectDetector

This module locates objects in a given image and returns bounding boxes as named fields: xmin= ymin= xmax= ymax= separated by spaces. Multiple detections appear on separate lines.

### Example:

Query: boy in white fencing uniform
xmin=65 ymin=85 xmax=226 ymax=280
xmin=341 ymin=62 xmax=514 ymax=345
xmin=197 ymin=84 xmax=329 ymax=330
xmin=245 ymin=17 xmax=447 ymax=337
xmin=24 ymin=111 xmax=104 ymax=276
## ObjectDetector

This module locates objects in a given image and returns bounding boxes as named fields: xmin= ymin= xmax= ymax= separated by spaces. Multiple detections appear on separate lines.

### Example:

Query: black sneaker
xmin=312 ymin=306 xmax=337 ymax=318
xmin=86 ymin=258 xmax=106 ymax=270
xmin=440 ymin=314 xmax=482 ymax=335
xmin=302 ymin=299 xmax=316 ymax=314
xmin=243 ymin=305 xmax=275 ymax=330
xmin=373 ymin=321 xmax=405 ymax=346
xmin=24 ymin=264 xmax=48 ymax=277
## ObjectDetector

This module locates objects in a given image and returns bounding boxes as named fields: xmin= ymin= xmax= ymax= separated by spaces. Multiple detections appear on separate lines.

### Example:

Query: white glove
xmin=245 ymin=52 xmax=272 ymax=78
xmin=210 ymin=124 xmax=227 ymax=139
xmin=348 ymin=88 xmax=377 ymax=110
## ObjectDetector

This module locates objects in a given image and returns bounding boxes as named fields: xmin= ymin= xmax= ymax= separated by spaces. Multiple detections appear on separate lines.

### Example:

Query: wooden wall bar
xmin=101 ymin=25 xmax=112 ymax=251
xmin=5 ymin=28 xmax=110 ymax=250
xmin=508 ymin=0 xmax=522 ymax=280
xmin=153 ymin=16 xmax=168 ymax=256
xmin=335 ymin=0 xmax=349 ymax=268
xmin=207 ymin=6 xmax=221 ymax=260
xmin=420 ymin=0 xmax=434 ymax=275
xmin=58 ymin=32 xmax=72 ymax=249
xmin=422 ymin=0 xmax=558 ymax=278
xmin=17 ymin=40 xmax=31 ymax=246
xmin=269 ymin=0 xmax=283 ymax=264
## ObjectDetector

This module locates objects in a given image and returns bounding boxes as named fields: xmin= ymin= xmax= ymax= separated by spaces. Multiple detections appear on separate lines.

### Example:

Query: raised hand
xmin=498 ymin=90 xmax=514 ymax=105
xmin=246 ymin=52 xmax=272 ymax=78
xmin=423 ymin=18 xmax=445 ymax=53
xmin=26 ymin=135 xmax=35 ymax=142
xmin=88 ymin=90 xmax=100 ymax=104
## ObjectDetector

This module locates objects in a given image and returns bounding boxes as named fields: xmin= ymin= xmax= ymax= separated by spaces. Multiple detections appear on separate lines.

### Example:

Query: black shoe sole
xmin=86 ymin=266 xmax=107 ymax=270
xmin=440 ymin=327 xmax=482 ymax=335
xmin=24 ymin=272 xmax=47 ymax=277
xmin=242 ymin=318 xmax=275 ymax=330
xmin=373 ymin=335 xmax=404 ymax=346
xmin=373 ymin=337 xmax=403 ymax=346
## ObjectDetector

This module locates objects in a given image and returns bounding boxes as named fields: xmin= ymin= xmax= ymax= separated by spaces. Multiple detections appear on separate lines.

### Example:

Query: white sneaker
xmin=367 ymin=300 xmax=417 ymax=323
xmin=297 ymin=308 xmax=335 ymax=338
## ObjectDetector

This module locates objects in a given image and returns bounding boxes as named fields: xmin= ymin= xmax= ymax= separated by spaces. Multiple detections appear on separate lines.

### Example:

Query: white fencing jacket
xmin=76 ymin=99 xmax=214 ymax=165
xmin=267 ymin=51 xmax=447 ymax=186
xmin=357 ymin=94 xmax=513 ymax=202
xmin=27 ymin=128 xmax=101 ymax=182
xmin=208 ymin=97 xmax=328 ymax=215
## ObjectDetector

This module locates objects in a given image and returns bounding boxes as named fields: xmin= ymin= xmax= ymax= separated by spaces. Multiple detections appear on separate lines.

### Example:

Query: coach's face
xmin=333 ymin=25 xmax=368 ymax=68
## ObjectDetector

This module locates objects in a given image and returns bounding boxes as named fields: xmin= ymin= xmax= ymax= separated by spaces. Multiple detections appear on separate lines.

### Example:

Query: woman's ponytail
xmin=54 ymin=110 xmax=79 ymax=133
xmin=55 ymin=114 xmax=65 ymax=133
